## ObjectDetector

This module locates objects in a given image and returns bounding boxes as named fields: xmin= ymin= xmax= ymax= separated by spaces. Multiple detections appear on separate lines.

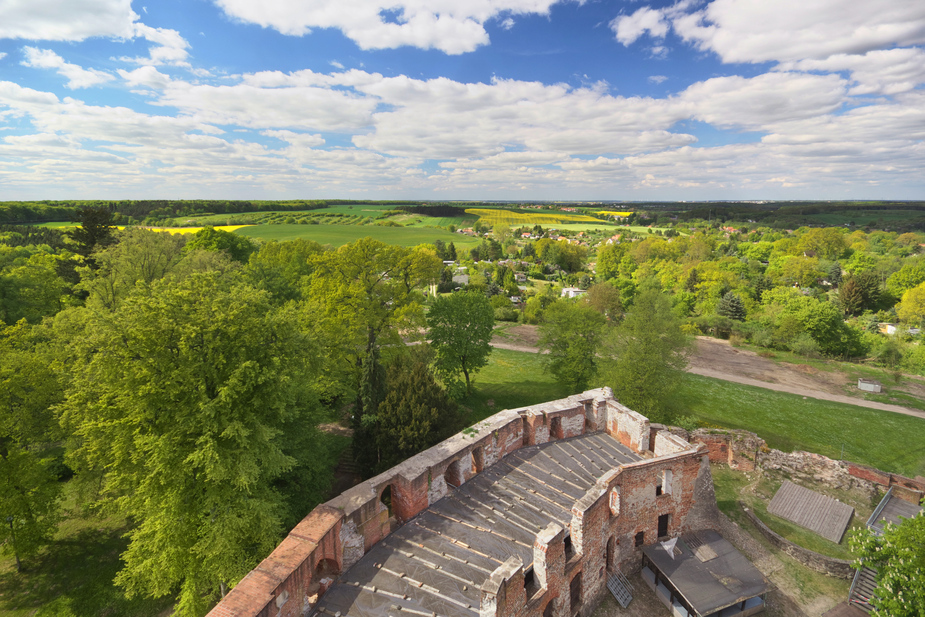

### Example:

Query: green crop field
xmin=235 ymin=223 xmax=479 ymax=247
xmin=465 ymin=208 xmax=605 ymax=227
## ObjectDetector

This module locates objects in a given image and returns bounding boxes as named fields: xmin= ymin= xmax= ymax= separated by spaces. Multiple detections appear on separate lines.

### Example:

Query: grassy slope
xmin=235 ymin=223 xmax=480 ymax=247
xmin=461 ymin=348 xmax=570 ymax=423
xmin=676 ymin=373 xmax=925 ymax=478
xmin=466 ymin=349 xmax=925 ymax=478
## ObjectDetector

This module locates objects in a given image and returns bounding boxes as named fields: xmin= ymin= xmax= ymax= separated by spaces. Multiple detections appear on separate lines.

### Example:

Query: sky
xmin=0 ymin=0 xmax=923 ymax=201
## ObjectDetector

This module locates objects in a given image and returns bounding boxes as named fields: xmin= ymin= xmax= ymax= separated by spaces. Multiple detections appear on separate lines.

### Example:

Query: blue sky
xmin=1 ymin=0 xmax=923 ymax=201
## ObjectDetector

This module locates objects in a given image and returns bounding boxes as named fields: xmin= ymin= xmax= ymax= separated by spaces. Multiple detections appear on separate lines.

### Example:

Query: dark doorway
xmin=569 ymin=573 xmax=582 ymax=612
xmin=658 ymin=513 xmax=670 ymax=538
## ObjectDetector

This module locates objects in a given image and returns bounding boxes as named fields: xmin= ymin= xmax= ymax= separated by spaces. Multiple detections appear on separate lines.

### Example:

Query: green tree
xmin=0 ymin=321 xmax=63 ymax=571
xmin=184 ymin=226 xmax=256 ymax=263
xmin=58 ymin=273 xmax=317 ymax=616
xmin=0 ymin=249 xmax=72 ymax=324
xmin=795 ymin=228 xmax=847 ymax=260
xmin=716 ymin=292 xmax=746 ymax=321
xmin=887 ymin=264 xmax=925 ymax=298
xmin=599 ymin=289 xmax=692 ymax=422
xmin=306 ymin=238 xmax=441 ymax=475
xmin=539 ymin=301 xmax=607 ymax=392
xmin=839 ymin=278 xmax=865 ymax=316
xmin=374 ymin=352 xmax=462 ymax=472
xmin=427 ymin=291 xmax=495 ymax=396
xmin=67 ymin=205 xmax=116 ymax=262
xmin=584 ymin=282 xmax=623 ymax=321
xmin=897 ymin=282 xmax=925 ymax=326
xmin=850 ymin=508 xmax=925 ymax=617
xmin=76 ymin=228 xmax=187 ymax=311
xmin=244 ymin=238 xmax=324 ymax=303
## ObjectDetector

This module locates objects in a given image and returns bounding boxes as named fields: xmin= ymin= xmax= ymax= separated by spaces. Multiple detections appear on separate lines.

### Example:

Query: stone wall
xmin=207 ymin=388 xmax=645 ymax=617
xmin=479 ymin=443 xmax=716 ymax=617
xmin=739 ymin=503 xmax=855 ymax=579
xmin=689 ymin=428 xmax=765 ymax=471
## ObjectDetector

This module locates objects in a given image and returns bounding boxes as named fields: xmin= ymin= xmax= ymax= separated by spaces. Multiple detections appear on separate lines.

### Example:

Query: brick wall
xmin=477 ymin=444 xmax=716 ymax=617
xmin=209 ymin=388 xmax=625 ymax=617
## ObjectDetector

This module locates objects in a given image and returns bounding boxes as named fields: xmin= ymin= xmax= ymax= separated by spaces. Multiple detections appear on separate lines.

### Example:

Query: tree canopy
xmin=57 ymin=272 xmax=318 ymax=615
xmin=539 ymin=300 xmax=607 ymax=392
xmin=426 ymin=291 xmax=495 ymax=395
xmin=599 ymin=289 xmax=692 ymax=422
xmin=850 ymin=507 xmax=925 ymax=617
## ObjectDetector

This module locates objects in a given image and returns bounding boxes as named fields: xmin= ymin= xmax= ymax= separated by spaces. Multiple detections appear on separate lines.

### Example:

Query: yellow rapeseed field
xmin=465 ymin=208 xmax=601 ymax=226
xmin=127 ymin=225 xmax=253 ymax=234
xmin=595 ymin=211 xmax=633 ymax=217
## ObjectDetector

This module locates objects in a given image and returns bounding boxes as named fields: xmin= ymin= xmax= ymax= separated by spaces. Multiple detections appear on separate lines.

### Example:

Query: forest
xmin=4 ymin=202 xmax=925 ymax=616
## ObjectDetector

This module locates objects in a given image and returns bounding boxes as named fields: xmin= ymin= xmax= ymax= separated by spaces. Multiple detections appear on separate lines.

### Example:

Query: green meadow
xmin=234 ymin=223 xmax=479 ymax=248
xmin=466 ymin=350 xmax=925 ymax=478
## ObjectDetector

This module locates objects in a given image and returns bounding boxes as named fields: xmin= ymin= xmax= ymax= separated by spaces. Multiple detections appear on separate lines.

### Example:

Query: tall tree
xmin=850 ymin=508 xmax=925 ymax=617
xmin=426 ymin=291 xmax=494 ymax=396
xmin=184 ymin=226 xmax=256 ymax=263
xmin=374 ymin=352 xmax=462 ymax=473
xmin=0 ymin=321 xmax=62 ymax=571
xmin=76 ymin=228 xmax=187 ymax=311
xmin=67 ymin=206 xmax=116 ymax=262
xmin=584 ymin=282 xmax=623 ymax=321
xmin=539 ymin=301 xmax=607 ymax=392
xmin=599 ymin=289 xmax=692 ymax=422
xmin=306 ymin=238 xmax=441 ymax=475
xmin=717 ymin=292 xmax=746 ymax=321
xmin=58 ymin=272 xmax=317 ymax=616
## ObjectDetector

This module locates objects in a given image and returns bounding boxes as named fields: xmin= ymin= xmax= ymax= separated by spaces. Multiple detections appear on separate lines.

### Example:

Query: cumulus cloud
xmin=212 ymin=0 xmax=562 ymax=54
xmin=672 ymin=0 xmax=925 ymax=64
xmin=612 ymin=7 xmax=669 ymax=45
xmin=780 ymin=48 xmax=925 ymax=96
xmin=648 ymin=75 xmax=668 ymax=84
xmin=679 ymin=72 xmax=847 ymax=130
xmin=117 ymin=66 xmax=172 ymax=89
xmin=21 ymin=47 xmax=114 ymax=88
xmin=0 ymin=0 xmax=137 ymax=41
xmin=118 ymin=23 xmax=191 ymax=66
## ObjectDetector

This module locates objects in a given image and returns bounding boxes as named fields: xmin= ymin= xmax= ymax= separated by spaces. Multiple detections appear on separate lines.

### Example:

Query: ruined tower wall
xmin=207 ymin=388 xmax=623 ymax=617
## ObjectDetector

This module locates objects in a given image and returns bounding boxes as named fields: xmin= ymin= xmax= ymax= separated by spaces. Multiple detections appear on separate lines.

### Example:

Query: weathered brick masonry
xmin=207 ymin=389 xmax=718 ymax=617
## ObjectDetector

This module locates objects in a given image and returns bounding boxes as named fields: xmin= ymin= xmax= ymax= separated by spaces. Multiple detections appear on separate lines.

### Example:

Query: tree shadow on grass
xmin=0 ymin=524 xmax=172 ymax=617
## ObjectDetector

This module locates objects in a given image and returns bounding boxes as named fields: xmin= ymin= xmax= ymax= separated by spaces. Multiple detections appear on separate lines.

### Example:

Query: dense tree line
xmin=0 ymin=221 xmax=470 ymax=616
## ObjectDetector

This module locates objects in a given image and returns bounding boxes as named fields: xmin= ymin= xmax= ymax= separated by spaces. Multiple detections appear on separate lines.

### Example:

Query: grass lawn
xmin=0 ymin=482 xmax=172 ymax=617
xmin=711 ymin=466 xmax=877 ymax=561
xmin=676 ymin=373 xmax=925 ymax=478
xmin=234 ymin=223 xmax=480 ymax=248
xmin=461 ymin=348 xmax=571 ymax=423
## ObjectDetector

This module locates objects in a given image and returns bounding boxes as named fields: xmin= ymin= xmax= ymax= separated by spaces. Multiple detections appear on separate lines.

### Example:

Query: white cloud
xmin=117 ymin=66 xmax=172 ymax=89
xmin=648 ymin=75 xmax=668 ymax=84
xmin=671 ymin=0 xmax=925 ymax=64
xmin=0 ymin=52 xmax=7 ymax=60
xmin=780 ymin=48 xmax=925 ymax=96
xmin=21 ymin=47 xmax=114 ymax=88
xmin=154 ymin=77 xmax=378 ymax=132
xmin=118 ymin=23 xmax=191 ymax=66
xmin=0 ymin=0 xmax=137 ymax=41
xmin=679 ymin=72 xmax=847 ymax=130
xmin=330 ymin=60 xmax=345 ymax=69
xmin=612 ymin=7 xmax=669 ymax=45
xmin=500 ymin=17 xmax=516 ymax=30
xmin=212 ymin=0 xmax=563 ymax=54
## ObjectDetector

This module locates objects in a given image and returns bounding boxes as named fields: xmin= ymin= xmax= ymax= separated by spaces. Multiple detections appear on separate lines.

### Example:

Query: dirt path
xmin=490 ymin=326 xmax=925 ymax=420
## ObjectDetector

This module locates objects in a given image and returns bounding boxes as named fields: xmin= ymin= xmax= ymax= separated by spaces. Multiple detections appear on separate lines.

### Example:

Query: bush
xmin=789 ymin=333 xmax=821 ymax=357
